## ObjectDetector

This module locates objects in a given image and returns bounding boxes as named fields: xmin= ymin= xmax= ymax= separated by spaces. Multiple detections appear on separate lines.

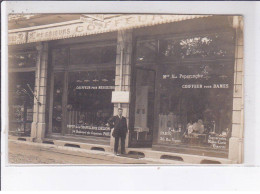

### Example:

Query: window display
xmin=66 ymin=71 xmax=115 ymax=137
xmin=158 ymin=62 xmax=233 ymax=150
xmin=135 ymin=31 xmax=235 ymax=151
xmin=9 ymin=72 xmax=35 ymax=136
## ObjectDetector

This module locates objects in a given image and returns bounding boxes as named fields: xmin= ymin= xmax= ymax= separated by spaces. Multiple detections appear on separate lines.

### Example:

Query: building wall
xmin=31 ymin=42 xmax=49 ymax=142
xmin=229 ymin=16 xmax=244 ymax=163
xmin=110 ymin=30 xmax=133 ymax=150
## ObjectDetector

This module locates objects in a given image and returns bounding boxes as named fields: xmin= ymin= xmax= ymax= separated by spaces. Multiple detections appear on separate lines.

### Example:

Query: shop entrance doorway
xmin=130 ymin=68 xmax=155 ymax=147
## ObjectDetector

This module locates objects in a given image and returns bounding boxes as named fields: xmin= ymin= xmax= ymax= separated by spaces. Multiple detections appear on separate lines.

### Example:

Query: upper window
xmin=9 ymin=52 xmax=37 ymax=68
xmin=70 ymin=45 xmax=116 ymax=66
xmin=160 ymin=31 xmax=235 ymax=62
xmin=136 ymin=40 xmax=158 ymax=64
xmin=52 ymin=48 xmax=68 ymax=66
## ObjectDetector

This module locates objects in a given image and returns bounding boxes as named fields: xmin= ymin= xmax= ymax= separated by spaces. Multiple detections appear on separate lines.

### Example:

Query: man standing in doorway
xmin=108 ymin=108 xmax=128 ymax=156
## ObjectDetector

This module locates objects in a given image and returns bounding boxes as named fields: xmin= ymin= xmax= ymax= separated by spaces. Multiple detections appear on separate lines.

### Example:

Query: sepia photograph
xmin=3 ymin=0 xmax=260 ymax=191
xmin=6 ymin=13 xmax=244 ymax=165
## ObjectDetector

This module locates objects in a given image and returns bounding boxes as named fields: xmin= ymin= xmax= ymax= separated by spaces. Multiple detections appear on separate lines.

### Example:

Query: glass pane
xmin=158 ymin=63 xmax=233 ymax=150
xmin=70 ymin=45 xmax=116 ymax=65
xmin=9 ymin=52 xmax=37 ymax=68
xmin=136 ymin=40 xmax=158 ymax=64
xmin=52 ymin=48 xmax=68 ymax=66
xmin=132 ymin=69 xmax=155 ymax=145
xmin=52 ymin=72 xmax=64 ymax=133
xmin=9 ymin=72 xmax=35 ymax=136
xmin=66 ymin=71 xmax=115 ymax=137
xmin=160 ymin=32 xmax=235 ymax=62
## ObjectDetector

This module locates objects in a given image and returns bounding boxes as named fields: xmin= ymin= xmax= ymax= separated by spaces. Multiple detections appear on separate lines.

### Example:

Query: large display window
xmin=9 ymin=72 xmax=35 ymax=136
xmin=134 ymin=31 xmax=235 ymax=152
xmin=50 ymin=43 xmax=116 ymax=139
xmin=9 ymin=49 xmax=37 ymax=137
xmin=158 ymin=62 xmax=233 ymax=150
xmin=66 ymin=71 xmax=115 ymax=137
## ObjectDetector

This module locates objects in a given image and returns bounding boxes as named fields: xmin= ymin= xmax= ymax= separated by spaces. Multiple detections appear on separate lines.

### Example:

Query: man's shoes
xmin=114 ymin=152 xmax=120 ymax=156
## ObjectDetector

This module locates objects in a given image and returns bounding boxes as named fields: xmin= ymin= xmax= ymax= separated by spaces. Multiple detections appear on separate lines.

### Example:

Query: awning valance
xmin=8 ymin=14 xmax=211 ymax=45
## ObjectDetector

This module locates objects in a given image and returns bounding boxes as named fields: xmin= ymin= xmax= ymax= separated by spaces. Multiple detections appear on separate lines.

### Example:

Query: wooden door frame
xmin=129 ymin=66 xmax=156 ymax=147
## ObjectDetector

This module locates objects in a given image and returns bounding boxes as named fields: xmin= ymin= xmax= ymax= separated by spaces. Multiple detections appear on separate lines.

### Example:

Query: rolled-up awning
xmin=8 ymin=14 xmax=211 ymax=45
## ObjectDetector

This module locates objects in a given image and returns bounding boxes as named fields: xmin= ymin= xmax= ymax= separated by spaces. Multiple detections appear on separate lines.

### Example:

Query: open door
xmin=130 ymin=68 xmax=155 ymax=147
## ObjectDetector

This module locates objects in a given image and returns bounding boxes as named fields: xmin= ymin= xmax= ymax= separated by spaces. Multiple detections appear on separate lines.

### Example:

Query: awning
xmin=8 ymin=14 xmax=211 ymax=45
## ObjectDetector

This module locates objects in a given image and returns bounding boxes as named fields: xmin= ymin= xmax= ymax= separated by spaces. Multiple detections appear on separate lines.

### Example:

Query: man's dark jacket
xmin=108 ymin=115 xmax=127 ymax=138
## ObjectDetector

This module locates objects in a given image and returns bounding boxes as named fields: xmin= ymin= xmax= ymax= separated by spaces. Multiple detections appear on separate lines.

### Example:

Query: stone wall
xmin=31 ymin=42 xmax=48 ymax=142
xmin=229 ymin=16 xmax=244 ymax=163
xmin=110 ymin=30 xmax=133 ymax=151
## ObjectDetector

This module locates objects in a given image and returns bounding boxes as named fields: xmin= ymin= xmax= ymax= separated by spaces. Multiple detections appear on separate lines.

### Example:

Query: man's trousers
xmin=114 ymin=135 xmax=126 ymax=154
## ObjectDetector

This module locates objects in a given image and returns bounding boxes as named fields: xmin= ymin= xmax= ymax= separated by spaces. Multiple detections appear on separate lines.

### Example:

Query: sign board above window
xmin=111 ymin=91 xmax=130 ymax=103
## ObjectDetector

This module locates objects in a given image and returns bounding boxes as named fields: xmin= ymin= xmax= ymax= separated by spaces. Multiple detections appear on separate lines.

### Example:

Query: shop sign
xmin=76 ymin=86 xmax=115 ymax=90
xmin=8 ymin=32 xmax=27 ymax=45
xmin=208 ymin=135 xmax=228 ymax=149
xmin=111 ymin=91 xmax=130 ymax=103
xmin=162 ymin=64 xmax=232 ymax=89
xmin=26 ymin=15 xmax=209 ymax=43
xmin=67 ymin=124 xmax=111 ymax=137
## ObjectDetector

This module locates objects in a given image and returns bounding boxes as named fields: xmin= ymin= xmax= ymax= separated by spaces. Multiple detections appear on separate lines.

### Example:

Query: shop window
xmin=158 ymin=62 xmax=233 ymax=150
xmin=9 ymin=72 xmax=35 ymax=136
xmin=9 ymin=52 xmax=37 ymax=68
xmin=52 ymin=48 xmax=68 ymax=66
xmin=66 ymin=70 xmax=115 ymax=138
xmin=136 ymin=40 xmax=158 ymax=64
xmin=160 ymin=32 xmax=235 ymax=62
xmin=70 ymin=45 xmax=116 ymax=66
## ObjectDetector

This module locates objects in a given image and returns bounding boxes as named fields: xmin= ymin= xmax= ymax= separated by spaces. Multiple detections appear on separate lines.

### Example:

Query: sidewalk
xmin=8 ymin=139 xmax=179 ymax=165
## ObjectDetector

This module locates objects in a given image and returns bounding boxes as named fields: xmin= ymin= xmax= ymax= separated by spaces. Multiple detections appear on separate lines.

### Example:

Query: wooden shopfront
xmin=46 ymin=33 xmax=117 ymax=145
xmin=129 ymin=16 xmax=236 ymax=158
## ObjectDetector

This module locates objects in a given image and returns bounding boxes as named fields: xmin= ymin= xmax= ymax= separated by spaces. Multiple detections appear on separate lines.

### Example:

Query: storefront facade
xmin=8 ymin=14 xmax=244 ymax=163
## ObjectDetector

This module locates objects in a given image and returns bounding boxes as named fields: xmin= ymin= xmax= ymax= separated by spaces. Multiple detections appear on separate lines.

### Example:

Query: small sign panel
xmin=111 ymin=91 xmax=130 ymax=103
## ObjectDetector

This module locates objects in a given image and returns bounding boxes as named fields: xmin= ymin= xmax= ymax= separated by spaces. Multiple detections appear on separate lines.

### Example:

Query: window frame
xmin=48 ymin=41 xmax=117 ymax=141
